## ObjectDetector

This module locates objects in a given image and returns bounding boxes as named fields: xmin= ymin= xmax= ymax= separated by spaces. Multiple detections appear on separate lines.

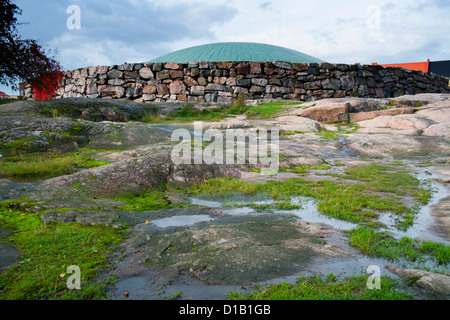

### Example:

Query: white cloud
xmin=212 ymin=0 xmax=449 ymax=64
xmin=2 ymin=0 xmax=448 ymax=95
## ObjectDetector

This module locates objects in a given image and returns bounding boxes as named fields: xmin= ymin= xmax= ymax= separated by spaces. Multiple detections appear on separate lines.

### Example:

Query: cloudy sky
xmin=2 ymin=0 xmax=449 ymax=95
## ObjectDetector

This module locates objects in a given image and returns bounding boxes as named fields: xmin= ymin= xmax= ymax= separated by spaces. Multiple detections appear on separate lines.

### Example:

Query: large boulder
xmin=275 ymin=116 xmax=322 ymax=133
xmin=423 ymin=123 xmax=450 ymax=137
xmin=357 ymin=114 xmax=433 ymax=130
xmin=291 ymin=97 xmax=390 ymax=123
xmin=291 ymin=102 xmax=350 ymax=123
xmin=356 ymin=128 xmax=420 ymax=135
xmin=388 ymin=93 xmax=450 ymax=107
xmin=416 ymin=105 xmax=450 ymax=124
xmin=0 ymin=115 xmax=86 ymax=154
xmin=350 ymin=108 xmax=417 ymax=122
xmin=32 ymin=152 xmax=242 ymax=202
xmin=345 ymin=133 xmax=450 ymax=158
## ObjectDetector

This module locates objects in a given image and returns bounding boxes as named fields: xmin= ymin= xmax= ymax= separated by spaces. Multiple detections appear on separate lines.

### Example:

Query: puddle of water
xmin=150 ymin=124 xmax=193 ymax=134
xmin=109 ymin=274 xmax=245 ymax=300
xmin=277 ymin=197 xmax=357 ymax=231
xmin=189 ymin=198 xmax=222 ymax=208
xmin=381 ymin=169 xmax=450 ymax=244
xmin=110 ymin=167 xmax=449 ymax=300
xmin=150 ymin=215 xmax=213 ymax=228
xmin=189 ymin=195 xmax=358 ymax=231
xmin=0 ymin=178 xmax=42 ymax=201
xmin=189 ymin=166 xmax=450 ymax=244
xmin=0 ymin=226 xmax=21 ymax=270
xmin=260 ymin=255 xmax=398 ymax=287
xmin=222 ymin=207 xmax=256 ymax=215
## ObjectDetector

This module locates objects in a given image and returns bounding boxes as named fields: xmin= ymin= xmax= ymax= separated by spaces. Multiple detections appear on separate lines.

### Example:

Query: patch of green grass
xmin=347 ymin=226 xmax=450 ymax=265
xmin=244 ymin=103 xmax=292 ymax=120
xmin=116 ymin=185 xmax=188 ymax=211
xmin=143 ymin=104 xmax=229 ymax=123
xmin=278 ymin=164 xmax=330 ymax=175
xmin=317 ymin=131 xmax=339 ymax=140
xmin=246 ymin=201 xmax=301 ymax=212
xmin=324 ymin=164 xmax=432 ymax=229
xmin=417 ymin=163 xmax=433 ymax=168
xmin=142 ymin=100 xmax=301 ymax=123
xmin=0 ymin=153 xmax=110 ymax=177
xmin=117 ymin=190 xmax=172 ymax=211
xmin=310 ymin=164 xmax=331 ymax=170
xmin=224 ymin=100 xmax=299 ymax=120
xmin=166 ymin=291 xmax=183 ymax=300
xmin=0 ymin=98 xmax=16 ymax=105
xmin=189 ymin=177 xmax=403 ymax=226
xmin=228 ymin=274 xmax=413 ymax=300
xmin=0 ymin=200 xmax=126 ymax=299
xmin=189 ymin=163 xmax=430 ymax=230
xmin=281 ymin=131 xmax=309 ymax=136
xmin=1 ymin=136 xmax=35 ymax=150
xmin=334 ymin=161 xmax=346 ymax=167
xmin=291 ymin=166 xmax=309 ymax=174
xmin=329 ymin=164 xmax=431 ymax=204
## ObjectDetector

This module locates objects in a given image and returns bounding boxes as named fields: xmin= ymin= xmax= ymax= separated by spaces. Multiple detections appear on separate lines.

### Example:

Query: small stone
xmin=139 ymin=67 xmax=154 ymax=80
xmin=340 ymin=75 xmax=355 ymax=91
xmin=107 ymin=69 xmax=123 ymax=79
xmin=165 ymin=62 xmax=180 ymax=70
xmin=143 ymin=85 xmax=157 ymax=94
xmin=169 ymin=81 xmax=186 ymax=94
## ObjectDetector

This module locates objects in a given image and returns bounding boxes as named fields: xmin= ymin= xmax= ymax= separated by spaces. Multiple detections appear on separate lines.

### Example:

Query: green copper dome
xmin=149 ymin=42 xmax=323 ymax=64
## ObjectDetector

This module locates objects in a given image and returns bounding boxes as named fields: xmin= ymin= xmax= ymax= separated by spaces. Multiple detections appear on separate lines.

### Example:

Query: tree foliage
xmin=0 ymin=0 xmax=62 ymax=92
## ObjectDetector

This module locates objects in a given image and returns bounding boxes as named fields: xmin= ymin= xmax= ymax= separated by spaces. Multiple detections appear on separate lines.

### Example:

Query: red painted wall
xmin=372 ymin=60 xmax=430 ymax=73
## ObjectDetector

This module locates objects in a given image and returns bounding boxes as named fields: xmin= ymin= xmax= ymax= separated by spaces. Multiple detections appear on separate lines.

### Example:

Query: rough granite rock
xmin=290 ymin=97 xmax=392 ymax=123
xmin=0 ymin=98 xmax=188 ymax=122
xmin=416 ymin=104 xmax=450 ymax=124
xmin=0 ymin=115 xmax=86 ymax=153
xmin=275 ymin=116 xmax=322 ymax=133
xmin=423 ymin=123 xmax=450 ymax=137
xmin=345 ymin=133 xmax=450 ymax=158
xmin=40 ymin=210 xmax=119 ymax=226
xmin=357 ymin=115 xmax=433 ymax=130
xmin=349 ymin=108 xmax=417 ymax=122
xmin=32 ymin=152 xmax=242 ymax=201
xmin=0 ymin=113 xmax=170 ymax=154
xmin=385 ymin=265 xmax=450 ymax=299
xmin=291 ymin=102 xmax=350 ymax=123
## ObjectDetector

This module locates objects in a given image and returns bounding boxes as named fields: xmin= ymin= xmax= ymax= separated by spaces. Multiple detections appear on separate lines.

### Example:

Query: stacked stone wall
xmin=24 ymin=61 xmax=450 ymax=103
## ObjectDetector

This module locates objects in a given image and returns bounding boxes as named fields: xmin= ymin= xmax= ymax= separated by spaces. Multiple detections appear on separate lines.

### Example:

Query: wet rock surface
xmin=135 ymin=215 xmax=331 ymax=285
xmin=0 ymin=98 xmax=187 ymax=122
xmin=0 ymin=94 xmax=449 ymax=300
xmin=385 ymin=265 xmax=450 ymax=299
xmin=0 ymin=226 xmax=21 ymax=271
